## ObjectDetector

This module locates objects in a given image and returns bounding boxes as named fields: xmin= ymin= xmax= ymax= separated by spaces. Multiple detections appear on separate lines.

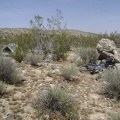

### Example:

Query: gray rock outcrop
xmin=97 ymin=38 xmax=120 ymax=63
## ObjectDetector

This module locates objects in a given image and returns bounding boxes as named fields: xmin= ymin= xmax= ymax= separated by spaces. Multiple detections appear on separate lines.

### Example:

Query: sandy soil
xmin=0 ymin=61 xmax=119 ymax=120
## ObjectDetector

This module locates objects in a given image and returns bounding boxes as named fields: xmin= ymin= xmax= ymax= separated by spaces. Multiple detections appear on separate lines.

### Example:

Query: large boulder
xmin=97 ymin=38 xmax=116 ymax=53
xmin=97 ymin=38 xmax=120 ymax=63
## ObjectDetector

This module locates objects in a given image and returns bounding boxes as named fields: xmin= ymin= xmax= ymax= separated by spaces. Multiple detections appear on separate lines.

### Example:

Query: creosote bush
xmin=0 ymin=57 xmax=22 ymax=84
xmin=76 ymin=47 xmax=98 ymax=64
xmin=60 ymin=64 xmax=78 ymax=80
xmin=73 ymin=35 xmax=99 ymax=48
xmin=34 ymin=87 xmax=78 ymax=120
xmin=12 ymin=49 xmax=25 ymax=63
xmin=100 ymin=69 xmax=120 ymax=100
xmin=25 ymin=51 xmax=44 ymax=66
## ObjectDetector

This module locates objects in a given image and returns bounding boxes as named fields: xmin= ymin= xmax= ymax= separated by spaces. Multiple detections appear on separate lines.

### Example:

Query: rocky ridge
xmin=0 ymin=28 xmax=97 ymax=38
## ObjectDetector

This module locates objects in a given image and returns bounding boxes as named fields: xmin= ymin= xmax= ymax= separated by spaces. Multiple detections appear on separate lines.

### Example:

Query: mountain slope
xmin=0 ymin=28 xmax=97 ymax=37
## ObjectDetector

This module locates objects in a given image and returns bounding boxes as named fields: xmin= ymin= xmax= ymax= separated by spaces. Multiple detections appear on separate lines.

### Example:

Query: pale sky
xmin=0 ymin=0 xmax=120 ymax=33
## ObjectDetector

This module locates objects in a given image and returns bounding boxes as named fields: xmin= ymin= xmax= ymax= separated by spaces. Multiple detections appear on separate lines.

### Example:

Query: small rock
xmin=66 ymin=51 xmax=79 ymax=63
xmin=35 ymin=69 xmax=42 ymax=75
xmin=24 ymin=105 xmax=35 ymax=114
xmin=13 ymin=92 xmax=25 ymax=100
xmin=45 ymin=77 xmax=53 ymax=82
xmin=6 ymin=85 xmax=15 ymax=93
xmin=50 ymin=84 xmax=56 ymax=89
xmin=52 ymin=69 xmax=61 ymax=75
xmin=89 ymin=113 xmax=107 ymax=120
xmin=5 ymin=113 xmax=14 ymax=120
xmin=90 ymin=94 xmax=100 ymax=99
xmin=43 ymin=114 xmax=49 ymax=120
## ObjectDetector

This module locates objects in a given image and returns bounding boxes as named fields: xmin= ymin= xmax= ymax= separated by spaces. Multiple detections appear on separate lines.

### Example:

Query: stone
xmin=66 ymin=51 xmax=79 ymax=63
xmin=75 ymin=57 xmax=82 ymax=66
xmin=97 ymin=38 xmax=120 ymax=62
xmin=52 ymin=69 xmax=61 ymax=75
xmin=35 ymin=69 xmax=41 ymax=75
xmin=97 ymin=38 xmax=116 ymax=53
xmin=89 ymin=113 xmax=107 ymax=120
xmin=89 ymin=94 xmax=100 ymax=100
xmin=13 ymin=92 xmax=25 ymax=100
xmin=6 ymin=85 xmax=15 ymax=93
xmin=43 ymin=114 xmax=49 ymax=120
xmin=50 ymin=84 xmax=56 ymax=89
xmin=45 ymin=77 xmax=53 ymax=82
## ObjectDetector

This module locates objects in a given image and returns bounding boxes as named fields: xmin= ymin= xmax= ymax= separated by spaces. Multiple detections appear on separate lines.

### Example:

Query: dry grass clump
xmin=76 ymin=47 xmax=98 ymax=64
xmin=34 ymin=87 xmax=78 ymax=120
xmin=0 ymin=57 xmax=22 ymax=84
xmin=0 ymin=81 xmax=6 ymax=95
xmin=60 ymin=64 xmax=78 ymax=81
xmin=100 ymin=68 xmax=120 ymax=100
xmin=25 ymin=51 xmax=44 ymax=66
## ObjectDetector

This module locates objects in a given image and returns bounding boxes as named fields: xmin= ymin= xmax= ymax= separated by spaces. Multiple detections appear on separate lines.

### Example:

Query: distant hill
xmin=0 ymin=28 xmax=97 ymax=38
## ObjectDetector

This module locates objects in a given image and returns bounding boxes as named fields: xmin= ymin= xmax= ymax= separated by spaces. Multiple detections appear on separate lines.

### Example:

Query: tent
xmin=1 ymin=43 xmax=18 ymax=56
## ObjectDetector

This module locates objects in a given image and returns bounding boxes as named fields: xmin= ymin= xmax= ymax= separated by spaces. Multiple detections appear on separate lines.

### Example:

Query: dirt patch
xmin=0 ymin=61 xmax=119 ymax=120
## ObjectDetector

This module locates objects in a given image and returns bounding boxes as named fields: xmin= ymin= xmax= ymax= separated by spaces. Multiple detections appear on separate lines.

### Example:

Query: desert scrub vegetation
xmin=12 ymin=49 xmax=25 ymax=63
xmin=4 ymin=9 xmax=120 ymax=63
xmin=99 ymin=68 xmax=120 ymax=100
xmin=11 ymin=33 xmax=35 ymax=62
xmin=52 ymin=33 xmax=72 ymax=61
xmin=1 ymin=9 xmax=103 ymax=62
xmin=73 ymin=35 xmax=99 ymax=48
xmin=24 ymin=51 xmax=44 ymax=66
xmin=0 ymin=57 xmax=22 ymax=84
xmin=111 ymin=113 xmax=120 ymax=120
xmin=34 ymin=87 xmax=78 ymax=120
xmin=0 ymin=81 xmax=6 ymax=95
xmin=60 ymin=64 xmax=78 ymax=80
xmin=29 ymin=10 xmax=72 ymax=61
xmin=76 ymin=47 xmax=98 ymax=65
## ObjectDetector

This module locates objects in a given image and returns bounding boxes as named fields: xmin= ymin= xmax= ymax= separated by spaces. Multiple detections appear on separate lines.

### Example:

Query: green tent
xmin=1 ymin=43 xmax=18 ymax=56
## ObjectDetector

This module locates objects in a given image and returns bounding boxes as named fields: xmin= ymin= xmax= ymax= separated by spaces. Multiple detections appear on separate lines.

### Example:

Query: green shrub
xmin=76 ymin=47 xmax=98 ymax=64
xmin=12 ymin=49 xmax=25 ymax=62
xmin=52 ymin=33 xmax=70 ymax=61
xmin=100 ymin=69 xmax=120 ymax=100
xmin=72 ymin=35 xmax=99 ymax=48
xmin=11 ymin=33 xmax=35 ymax=62
xmin=34 ymin=87 xmax=78 ymax=120
xmin=25 ymin=51 xmax=44 ymax=66
xmin=52 ymin=33 xmax=71 ymax=61
xmin=60 ymin=64 xmax=78 ymax=80
xmin=0 ymin=57 xmax=22 ymax=84
xmin=111 ymin=113 xmax=120 ymax=120
xmin=0 ymin=81 xmax=6 ymax=95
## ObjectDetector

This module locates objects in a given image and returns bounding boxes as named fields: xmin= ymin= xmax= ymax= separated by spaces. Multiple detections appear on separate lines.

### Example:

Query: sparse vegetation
xmin=100 ymin=69 xmax=120 ymax=100
xmin=111 ymin=113 xmax=120 ymax=120
xmin=34 ymin=87 xmax=78 ymax=120
xmin=0 ymin=81 xmax=6 ymax=95
xmin=25 ymin=51 xmax=44 ymax=66
xmin=73 ymin=35 xmax=99 ymax=48
xmin=12 ymin=49 xmax=25 ymax=62
xmin=76 ymin=47 xmax=98 ymax=64
xmin=60 ymin=64 xmax=78 ymax=80
xmin=0 ymin=9 xmax=120 ymax=120
xmin=0 ymin=57 xmax=22 ymax=84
